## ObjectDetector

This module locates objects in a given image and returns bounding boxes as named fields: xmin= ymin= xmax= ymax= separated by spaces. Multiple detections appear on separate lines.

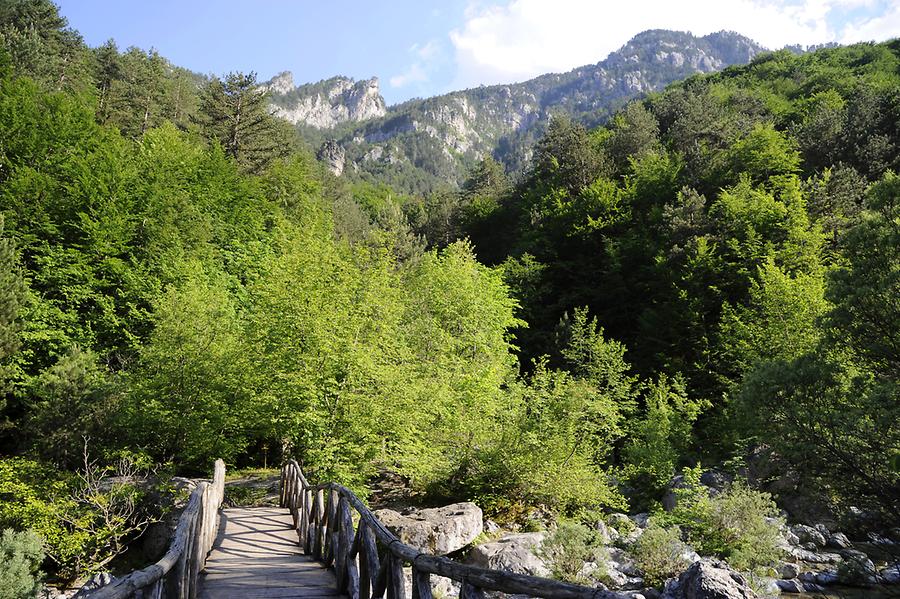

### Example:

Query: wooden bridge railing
xmin=83 ymin=459 xmax=226 ymax=599
xmin=280 ymin=460 xmax=627 ymax=599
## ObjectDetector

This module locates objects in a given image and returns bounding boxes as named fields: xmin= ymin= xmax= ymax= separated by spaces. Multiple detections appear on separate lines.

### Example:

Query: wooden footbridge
xmin=85 ymin=460 xmax=626 ymax=599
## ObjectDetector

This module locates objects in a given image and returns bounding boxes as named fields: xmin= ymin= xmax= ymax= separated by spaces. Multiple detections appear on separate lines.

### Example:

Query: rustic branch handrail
xmin=84 ymin=459 xmax=226 ymax=599
xmin=280 ymin=460 xmax=627 ymax=599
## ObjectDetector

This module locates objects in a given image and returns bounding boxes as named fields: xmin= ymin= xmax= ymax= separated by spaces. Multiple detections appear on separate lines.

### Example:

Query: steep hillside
xmin=266 ymin=30 xmax=765 ymax=192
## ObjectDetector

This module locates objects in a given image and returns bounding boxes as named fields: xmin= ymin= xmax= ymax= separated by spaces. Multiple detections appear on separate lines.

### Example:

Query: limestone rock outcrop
xmin=266 ymin=74 xmax=386 ymax=129
xmin=373 ymin=502 xmax=483 ymax=555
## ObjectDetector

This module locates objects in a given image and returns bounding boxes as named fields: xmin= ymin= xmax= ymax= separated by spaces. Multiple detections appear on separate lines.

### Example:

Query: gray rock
xmin=788 ymin=546 xmax=841 ymax=563
xmin=781 ymin=529 xmax=800 ymax=547
xmin=774 ymin=579 xmax=803 ymax=593
xmin=838 ymin=551 xmax=876 ymax=584
xmin=662 ymin=560 xmax=758 ymax=599
xmin=72 ymin=573 xmax=114 ymax=598
xmin=879 ymin=564 xmax=900 ymax=584
xmin=267 ymin=75 xmax=387 ymax=128
xmin=608 ymin=547 xmax=642 ymax=576
xmin=484 ymin=519 xmax=501 ymax=534
xmin=604 ymin=565 xmax=630 ymax=588
xmin=632 ymin=513 xmax=651 ymax=528
xmin=792 ymin=524 xmax=827 ymax=548
xmin=868 ymin=531 xmax=896 ymax=545
xmin=374 ymin=502 xmax=483 ymax=555
xmin=662 ymin=475 xmax=687 ymax=511
xmin=681 ymin=545 xmax=701 ymax=564
xmin=624 ymin=527 xmax=645 ymax=546
xmin=465 ymin=532 xmax=549 ymax=577
xmin=402 ymin=567 xmax=460 ymax=598
xmin=609 ymin=512 xmax=634 ymax=530
xmin=754 ymin=577 xmax=780 ymax=597
xmin=776 ymin=562 xmax=799 ymax=579
xmin=317 ymin=140 xmax=345 ymax=176
xmin=699 ymin=469 xmax=732 ymax=493
xmin=826 ymin=532 xmax=852 ymax=549
xmin=595 ymin=519 xmax=613 ymax=544
xmin=799 ymin=570 xmax=838 ymax=586
xmin=142 ymin=521 xmax=171 ymax=561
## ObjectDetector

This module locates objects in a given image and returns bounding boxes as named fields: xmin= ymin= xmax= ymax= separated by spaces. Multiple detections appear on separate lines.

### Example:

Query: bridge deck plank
xmin=200 ymin=507 xmax=346 ymax=599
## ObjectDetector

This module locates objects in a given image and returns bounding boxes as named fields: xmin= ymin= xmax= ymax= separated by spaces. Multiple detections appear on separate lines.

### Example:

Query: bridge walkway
xmin=199 ymin=507 xmax=346 ymax=599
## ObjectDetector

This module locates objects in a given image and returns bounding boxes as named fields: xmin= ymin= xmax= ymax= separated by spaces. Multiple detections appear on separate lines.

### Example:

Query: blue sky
xmin=56 ymin=0 xmax=900 ymax=106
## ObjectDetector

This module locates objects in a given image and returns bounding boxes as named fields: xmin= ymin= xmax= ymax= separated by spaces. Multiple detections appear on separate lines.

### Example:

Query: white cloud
xmin=838 ymin=2 xmax=900 ymax=42
xmin=448 ymin=0 xmax=896 ymax=89
xmin=390 ymin=39 xmax=443 ymax=88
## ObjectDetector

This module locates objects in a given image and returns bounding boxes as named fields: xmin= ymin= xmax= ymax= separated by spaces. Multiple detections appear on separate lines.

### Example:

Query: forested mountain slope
xmin=452 ymin=38 xmax=900 ymax=521
xmin=267 ymin=30 xmax=765 ymax=193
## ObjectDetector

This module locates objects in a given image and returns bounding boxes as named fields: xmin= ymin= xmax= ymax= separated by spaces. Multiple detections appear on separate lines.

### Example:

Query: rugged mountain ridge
xmin=266 ymin=30 xmax=766 ymax=192
xmin=265 ymin=72 xmax=387 ymax=129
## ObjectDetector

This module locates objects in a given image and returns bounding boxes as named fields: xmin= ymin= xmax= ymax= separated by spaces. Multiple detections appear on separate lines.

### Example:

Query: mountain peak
xmin=262 ymin=71 xmax=295 ymax=95
xmin=267 ymin=75 xmax=386 ymax=128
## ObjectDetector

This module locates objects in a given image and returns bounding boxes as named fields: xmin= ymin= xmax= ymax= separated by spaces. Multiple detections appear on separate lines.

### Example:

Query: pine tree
xmin=195 ymin=71 xmax=292 ymax=174
xmin=93 ymin=39 xmax=122 ymax=123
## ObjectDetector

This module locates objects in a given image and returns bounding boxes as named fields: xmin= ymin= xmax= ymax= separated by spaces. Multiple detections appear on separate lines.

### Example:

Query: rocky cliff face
xmin=266 ymin=75 xmax=386 ymax=129
xmin=270 ymin=30 xmax=766 ymax=193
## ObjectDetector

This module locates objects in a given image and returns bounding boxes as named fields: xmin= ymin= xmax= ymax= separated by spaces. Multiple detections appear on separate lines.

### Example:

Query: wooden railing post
xmin=411 ymin=567 xmax=433 ymax=599
xmin=83 ymin=459 xmax=226 ymax=599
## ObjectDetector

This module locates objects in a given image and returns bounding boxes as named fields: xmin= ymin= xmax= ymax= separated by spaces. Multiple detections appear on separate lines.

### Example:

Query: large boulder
xmin=374 ymin=502 xmax=483 ymax=555
xmin=792 ymin=524 xmax=826 ymax=548
xmin=880 ymin=563 xmax=900 ymax=584
xmin=662 ymin=560 xmax=758 ymax=599
xmin=775 ymin=579 xmax=803 ymax=593
xmin=466 ymin=532 xmax=549 ymax=577
xmin=826 ymin=531 xmax=852 ymax=549
xmin=776 ymin=562 xmax=799 ymax=579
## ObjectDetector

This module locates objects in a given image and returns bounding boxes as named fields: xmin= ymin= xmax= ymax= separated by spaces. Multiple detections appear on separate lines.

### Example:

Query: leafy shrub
xmin=668 ymin=466 xmax=783 ymax=572
xmin=0 ymin=457 xmax=154 ymax=583
xmin=454 ymin=362 xmax=627 ymax=521
xmin=538 ymin=520 xmax=606 ymax=584
xmin=0 ymin=529 xmax=44 ymax=599
xmin=632 ymin=521 xmax=690 ymax=586
xmin=620 ymin=376 xmax=707 ymax=502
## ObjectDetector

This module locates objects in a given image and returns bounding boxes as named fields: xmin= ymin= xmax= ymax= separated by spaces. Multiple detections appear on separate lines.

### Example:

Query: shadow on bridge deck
xmin=199 ymin=507 xmax=346 ymax=598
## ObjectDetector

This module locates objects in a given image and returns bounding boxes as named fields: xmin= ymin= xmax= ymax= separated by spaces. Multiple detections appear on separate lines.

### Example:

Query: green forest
xmin=0 ymin=1 xmax=898 ymax=594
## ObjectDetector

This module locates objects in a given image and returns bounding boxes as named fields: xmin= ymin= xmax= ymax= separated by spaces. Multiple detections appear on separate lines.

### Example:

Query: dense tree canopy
xmin=0 ymin=1 xmax=898 ymax=585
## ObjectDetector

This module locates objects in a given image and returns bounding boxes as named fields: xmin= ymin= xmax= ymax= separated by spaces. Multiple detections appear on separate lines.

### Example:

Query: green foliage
xmin=127 ymin=265 xmax=249 ymax=469
xmin=0 ymin=218 xmax=27 ymax=401
xmin=538 ymin=520 xmax=606 ymax=584
xmin=622 ymin=376 xmax=706 ymax=495
xmin=826 ymin=172 xmax=900 ymax=378
xmin=725 ymin=123 xmax=801 ymax=184
xmin=718 ymin=259 xmax=828 ymax=379
xmin=0 ymin=456 xmax=154 ymax=583
xmin=0 ymin=528 xmax=44 ymax=599
xmin=632 ymin=521 xmax=689 ymax=586
xmin=666 ymin=466 xmax=783 ymax=572
xmin=25 ymin=346 xmax=118 ymax=467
